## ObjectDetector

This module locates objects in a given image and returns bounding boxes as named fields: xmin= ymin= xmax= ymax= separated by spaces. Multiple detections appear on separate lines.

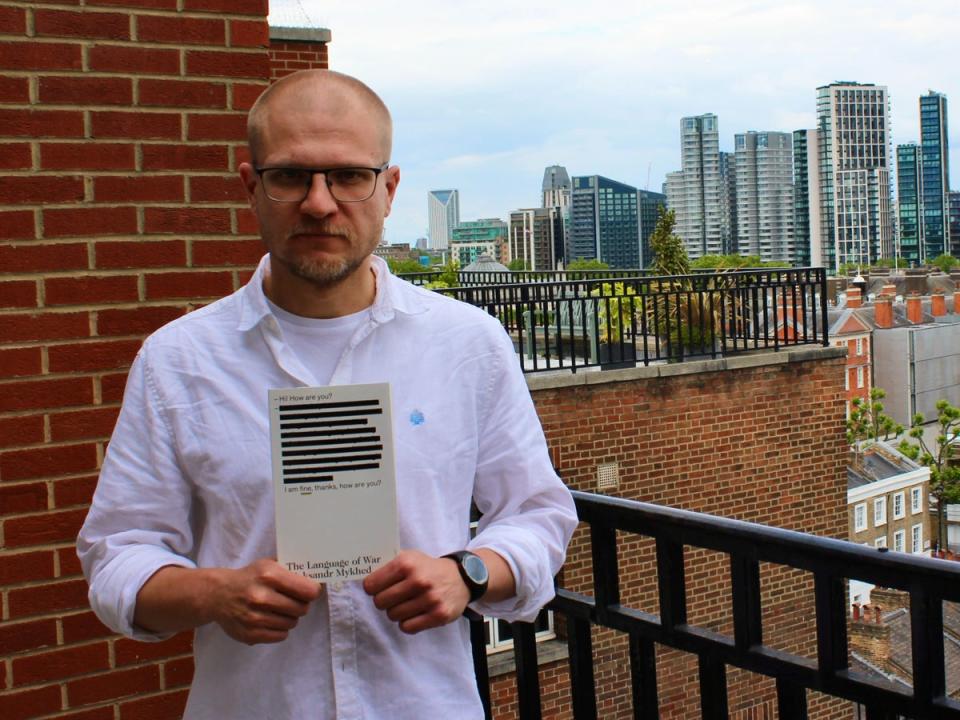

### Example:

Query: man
xmin=78 ymin=70 xmax=577 ymax=719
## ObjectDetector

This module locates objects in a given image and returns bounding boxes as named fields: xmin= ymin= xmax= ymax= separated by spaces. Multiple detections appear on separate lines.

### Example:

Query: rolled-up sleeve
xmin=77 ymin=347 xmax=197 ymax=641
xmin=467 ymin=330 xmax=577 ymax=622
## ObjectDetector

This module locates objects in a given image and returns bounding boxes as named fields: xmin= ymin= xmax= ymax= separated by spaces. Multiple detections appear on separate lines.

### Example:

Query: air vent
xmin=597 ymin=462 xmax=619 ymax=491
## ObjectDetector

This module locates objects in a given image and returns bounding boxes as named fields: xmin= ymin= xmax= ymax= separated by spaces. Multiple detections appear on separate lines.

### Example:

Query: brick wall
xmin=269 ymin=27 xmax=331 ymax=80
xmin=0 ymin=2 xmax=282 ymax=717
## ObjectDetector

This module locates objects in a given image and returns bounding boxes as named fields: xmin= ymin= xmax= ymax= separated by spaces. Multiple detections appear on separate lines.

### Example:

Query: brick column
xmin=269 ymin=26 xmax=331 ymax=79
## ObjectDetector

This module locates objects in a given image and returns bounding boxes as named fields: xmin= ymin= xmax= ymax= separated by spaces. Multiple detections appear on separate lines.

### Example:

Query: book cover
xmin=269 ymin=383 xmax=398 ymax=582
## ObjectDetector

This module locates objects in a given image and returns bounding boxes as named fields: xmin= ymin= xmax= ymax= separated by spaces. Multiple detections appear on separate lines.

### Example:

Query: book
xmin=269 ymin=383 xmax=398 ymax=583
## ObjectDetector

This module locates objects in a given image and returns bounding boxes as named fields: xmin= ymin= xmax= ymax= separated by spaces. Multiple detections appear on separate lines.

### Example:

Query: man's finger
xmin=363 ymin=557 xmax=409 ymax=596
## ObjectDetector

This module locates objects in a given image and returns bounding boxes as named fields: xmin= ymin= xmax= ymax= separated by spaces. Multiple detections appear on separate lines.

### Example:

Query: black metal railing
xmin=397 ymin=268 xmax=739 ymax=287
xmin=471 ymin=491 xmax=960 ymax=719
xmin=435 ymin=268 xmax=829 ymax=373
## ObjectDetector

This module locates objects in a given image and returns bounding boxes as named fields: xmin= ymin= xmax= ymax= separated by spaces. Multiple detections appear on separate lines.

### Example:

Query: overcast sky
xmin=269 ymin=0 xmax=960 ymax=246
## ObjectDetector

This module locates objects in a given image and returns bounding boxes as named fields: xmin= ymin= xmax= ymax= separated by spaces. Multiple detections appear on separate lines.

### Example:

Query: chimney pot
xmin=852 ymin=603 xmax=861 ymax=620
xmin=874 ymin=605 xmax=882 ymax=624
xmin=847 ymin=287 xmax=862 ymax=309
xmin=874 ymin=295 xmax=893 ymax=329
xmin=932 ymin=291 xmax=946 ymax=317
xmin=906 ymin=294 xmax=923 ymax=324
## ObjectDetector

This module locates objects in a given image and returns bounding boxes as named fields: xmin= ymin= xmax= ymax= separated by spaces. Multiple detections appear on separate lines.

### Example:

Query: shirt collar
xmin=236 ymin=253 xmax=428 ymax=332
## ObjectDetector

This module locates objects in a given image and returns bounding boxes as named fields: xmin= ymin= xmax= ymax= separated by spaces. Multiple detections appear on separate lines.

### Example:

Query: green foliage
xmin=423 ymin=259 xmax=459 ymax=289
xmin=590 ymin=281 xmax=641 ymax=343
xmin=898 ymin=399 xmax=960 ymax=549
xmin=507 ymin=258 xmax=528 ymax=271
xmin=388 ymin=258 xmax=430 ymax=275
xmin=690 ymin=254 xmax=790 ymax=270
xmin=648 ymin=208 xmax=690 ymax=277
xmin=846 ymin=388 xmax=904 ymax=448
xmin=566 ymin=258 xmax=610 ymax=271
xmin=931 ymin=254 xmax=959 ymax=273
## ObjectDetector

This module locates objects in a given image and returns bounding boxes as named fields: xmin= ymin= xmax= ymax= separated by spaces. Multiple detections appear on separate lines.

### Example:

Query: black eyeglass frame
xmin=254 ymin=164 xmax=390 ymax=203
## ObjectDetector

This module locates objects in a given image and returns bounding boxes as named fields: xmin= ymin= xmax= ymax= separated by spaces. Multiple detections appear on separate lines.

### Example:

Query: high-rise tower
xmin=896 ymin=143 xmax=923 ymax=265
xmin=427 ymin=189 xmax=460 ymax=250
xmin=793 ymin=129 xmax=820 ymax=267
xmin=816 ymin=82 xmax=893 ymax=271
xmin=734 ymin=131 xmax=796 ymax=264
xmin=569 ymin=175 xmax=641 ymax=268
xmin=919 ymin=91 xmax=950 ymax=262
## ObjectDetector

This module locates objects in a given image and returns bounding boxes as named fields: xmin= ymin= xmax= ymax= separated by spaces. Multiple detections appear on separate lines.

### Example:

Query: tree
xmin=647 ymin=207 xmax=690 ymax=277
xmin=423 ymin=259 xmax=459 ymax=289
xmin=846 ymin=388 xmax=903 ymax=451
xmin=898 ymin=399 xmax=960 ymax=550
xmin=507 ymin=258 xmax=528 ymax=271
xmin=931 ymin=254 xmax=959 ymax=273
xmin=388 ymin=258 xmax=430 ymax=275
xmin=566 ymin=258 xmax=610 ymax=271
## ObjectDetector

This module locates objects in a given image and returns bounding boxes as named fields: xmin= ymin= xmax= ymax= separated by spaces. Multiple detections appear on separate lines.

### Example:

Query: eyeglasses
xmin=255 ymin=164 xmax=390 ymax=203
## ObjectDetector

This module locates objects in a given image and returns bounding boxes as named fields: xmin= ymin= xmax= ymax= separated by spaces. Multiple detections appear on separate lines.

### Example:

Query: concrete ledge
xmin=269 ymin=26 xmax=332 ymax=43
xmin=525 ymin=345 xmax=846 ymax=392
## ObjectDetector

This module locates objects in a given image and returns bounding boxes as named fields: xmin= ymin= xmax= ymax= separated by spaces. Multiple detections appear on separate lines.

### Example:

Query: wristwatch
xmin=443 ymin=550 xmax=489 ymax=603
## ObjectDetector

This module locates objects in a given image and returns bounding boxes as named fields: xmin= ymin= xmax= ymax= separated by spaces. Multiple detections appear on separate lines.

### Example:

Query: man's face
xmin=240 ymin=90 xmax=398 ymax=290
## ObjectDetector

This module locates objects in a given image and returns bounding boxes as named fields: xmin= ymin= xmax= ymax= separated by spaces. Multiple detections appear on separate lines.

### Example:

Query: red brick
xmin=1 ymin=443 xmax=98 ymax=482
xmin=0 ymin=618 xmax=58 ymax=654
xmin=0 ymin=6 xmax=25 ymax=33
xmin=88 ymin=44 xmax=180 ymax=74
xmin=96 ymin=305 xmax=184 ymax=336
xmin=11 ymin=642 xmax=109 ymax=685
xmin=236 ymin=207 xmax=259 ymax=235
xmin=116 ymin=633 xmax=192 ymax=665
xmin=142 ymin=143 xmax=229 ymax=171
xmin=187 ymin=112 xmax=247 ymax=141
xmin=0 ymin=312 xmax=89 ymax=343
xmin=192 ymin=239 xmax=263 ymax=266
xmin=119 ymin=689 xmax=189 ymax=720
xmin=0 ymin=243 xmax=88 ymax=272
xmin=94 ymin=174 xmax=184 ymax=202
xmin=163 ymin=655 xmax=194 ymax=688
xmin=35 ymin=9 xmax=131 ymax=40
xmin=0 ymin=108 xmax=84 ymax=138
xmin=189 ymin=175 xmax=246 ymax=203
xmin=0 ymin=346 xmax=42 ymax=378
xmin=44 ymin=206 xmax=139 ymax=238
xmin=0 ymin=75 xmax=29 ymax=102
xmin=0 ymin=41 xmax=83 ymax=71
xmin=41 ymin=142 xmax=137 ymax=171
xmin=0 ymin=550 xmax=56 ymax=585
xmin=46 ymin=275 xmax=140 ymax=306
xmin=136 ymin=14 xmax=224 ymax=45
xmin=100 ymin=371 xmax=130 ymax=403
xmin=48 ymin=707 xmax=115 ymax=720
xmin=58 ymin=546 xmax=84 ymax=576
xmin=0 ymin=143 xmax=31 ymax=170
xmin=230 ymin=19 xmax=268 ymax=48
xmin=0 ymin=377 xmax=94 ymax=413
xmin=94 ymin=239 xmax=186 ymax=269
xmin=7 ymin=577 xmax=90 ymax=618
xmin=0 ymin=212 xmax=35 ymax=241
xmin=48 ymin=338 xmax=141 ymax=373
xmin=186 ymin=49 xmax=270 ymax=79
xmin=0 ymin=685 xmax=63 ymax=720
xmin=0 ymin=280 xmax=38 ymax=309
xmin=0 ymin=414 xmax=45 ymax=444
xmin=144 ymin=207 xmax=231 ymax=234
xmin=139 ymin=78 xmax=227 ymax=109
xmin=91 ymin=111 xmax=181 ymax=140
xmin=61 ymin=611 xmax=114 ymax=644
xmin=53 ymin=474 xmax=100 ymax=507
xmin=0 ymin=482 xmax=49 ymax=516
xmin=145 ymin=271 xmax=234 ymax=300
xmin=0 ymin=175 xmax=84 ymax=204
xmin=68 ymin=665 xmax=161 ymax=706
xmin=89 ymin=0 xmax=177 ymax=7
xmin=51 ymin=408 xmax=121 ymax=443
xmin=231 ymin=81 xmax=266 ymax=111
xmin=184 ymin=0 xmax=265 ymax=12
xmin=39 ymin=75 xmax=133 ymax=105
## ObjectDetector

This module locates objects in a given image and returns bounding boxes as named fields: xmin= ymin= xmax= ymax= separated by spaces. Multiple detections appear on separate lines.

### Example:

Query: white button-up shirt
xmin=78 ymin=255 xmax=577 ymax=720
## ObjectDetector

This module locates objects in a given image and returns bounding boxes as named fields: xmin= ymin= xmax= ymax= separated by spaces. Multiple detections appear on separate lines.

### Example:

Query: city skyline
xmin=269 ymin=1 xmax=960 ymax=246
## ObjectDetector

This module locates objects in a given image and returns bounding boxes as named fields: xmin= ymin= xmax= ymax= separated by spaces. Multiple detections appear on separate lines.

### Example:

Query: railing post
xmin=775 ymin=679 xmax=808 ymax=720
xmin=630 ymin=634 xmax=659 ymax=720
xmin=568 ymin=615 xmax=598 ymax=720
xmin=814 ymin=571 xmax=848 ymax=685
xmin=512 ymin=621 xmax=542 ymax=720
xmin=910 ymin=588 xmax=946 ymax=706
xmin=468 ymin=609 xmax=493 ymax=720
xmin=730 ymin=555 xmax=762 ymax=651
xmin=697 ymin=656 xmax=729 ymax=720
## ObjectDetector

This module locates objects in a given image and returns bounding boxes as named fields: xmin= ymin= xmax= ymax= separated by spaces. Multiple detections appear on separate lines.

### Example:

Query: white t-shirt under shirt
xmin=265 ymin=297 xmax=371 ymax=386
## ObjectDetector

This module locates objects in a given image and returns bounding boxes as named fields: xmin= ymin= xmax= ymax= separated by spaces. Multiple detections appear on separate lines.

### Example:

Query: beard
xmin=278 ymin=222 xmax=379 ymax=288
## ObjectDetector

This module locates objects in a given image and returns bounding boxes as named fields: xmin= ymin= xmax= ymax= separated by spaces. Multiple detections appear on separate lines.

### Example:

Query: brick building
xmin=0 ymin=3 xmax=850 ymax=719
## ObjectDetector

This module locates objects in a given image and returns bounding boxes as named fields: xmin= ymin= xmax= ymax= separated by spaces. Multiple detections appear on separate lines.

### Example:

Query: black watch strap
xmin=443 ymin=550 xmax=489 ymax=603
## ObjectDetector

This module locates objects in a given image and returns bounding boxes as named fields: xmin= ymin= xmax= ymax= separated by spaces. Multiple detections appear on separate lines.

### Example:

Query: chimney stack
xmin=954 ymin=291 xmax=960 ymax=315
xmin=906 ymin=293 xmax=922 ymax=324
xmin=846 ymin=287 xmax=862 ymax=309
xmin=931 ymin=291 xmax=946 ymax=317
xmin=874 ymin=295 xmax=893 ymax=329
xmin=881 ymin=283 xmax=897 ymax=298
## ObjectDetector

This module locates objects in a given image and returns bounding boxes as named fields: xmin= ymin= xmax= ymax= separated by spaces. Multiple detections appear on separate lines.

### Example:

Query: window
xmin=875 ymin=536 xmax=887 ymax=548
xmin=845 ymin=370 xmax=850 ymax=391
xmin=873 ymin=498 xmax=886 ymax=526
xmin=856 ymin=338 xmax=863 ymax=356
xmin=912 ymin=524 xmax=922 ymax=554
xmin=854 ymin=503 xmax=867 ymax=532
xmin=911 ymin=487 xmax=923 ymax=513
xmin=856 ymin=366 xmax=865 ymax=388
xmin=893 ymin=529 xmax=905 ymax=553
xmin=893 ymin=492 xmax=905 ymax=519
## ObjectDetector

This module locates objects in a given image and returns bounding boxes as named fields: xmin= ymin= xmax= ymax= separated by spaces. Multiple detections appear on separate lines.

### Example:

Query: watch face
xmin=462 ymin=553 xmax=489 ymax=584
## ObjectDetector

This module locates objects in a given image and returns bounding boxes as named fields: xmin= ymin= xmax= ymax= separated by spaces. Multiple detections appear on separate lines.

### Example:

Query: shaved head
xmin=247 ymin=70 xmax=393 ymax=165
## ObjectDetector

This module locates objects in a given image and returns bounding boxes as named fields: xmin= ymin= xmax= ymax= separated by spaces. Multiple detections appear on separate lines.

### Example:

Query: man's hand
xmin=134 ymin=559 xmax=322 ymax=645
xmin=362 ymin=550 xmax=470 ymax=634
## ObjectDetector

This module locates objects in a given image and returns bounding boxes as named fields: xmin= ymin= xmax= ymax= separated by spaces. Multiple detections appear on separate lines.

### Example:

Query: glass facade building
xmin=509 ymin=208 xmax=563 ymax=271
xmin=569 ymin=175 xmax=641 ymax=268
xmin=450 ymin=218 xmax=508 ymax=267
xmin=919 ymin=91 xmax=950 ymax=262
xmin=427 ymin=189 xmax=460 ymax=250
xmin=637 ymin=189 xmax=667 ymax=268
xmin=734 ymin=131 xmax=796 ymax=264
xmin=792 ymin=129 xmax=820 ymax=267
xmin=896 ymin=143 xmax=923 ymax=265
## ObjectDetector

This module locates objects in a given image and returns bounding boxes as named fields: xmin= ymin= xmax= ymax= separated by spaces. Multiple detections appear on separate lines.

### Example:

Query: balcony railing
xmin=471 ymin=491 xmax=960 ymax=719
xmin=433 ymin=268 xmax=828 ymax=373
